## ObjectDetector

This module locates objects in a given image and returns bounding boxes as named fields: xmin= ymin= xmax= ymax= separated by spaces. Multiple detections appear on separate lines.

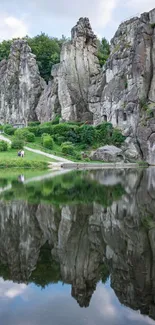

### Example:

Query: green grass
xmin=0 ymin=169 xmax=52 ymax=180
xmin=0 ymin=148 xmax=55 ymax=162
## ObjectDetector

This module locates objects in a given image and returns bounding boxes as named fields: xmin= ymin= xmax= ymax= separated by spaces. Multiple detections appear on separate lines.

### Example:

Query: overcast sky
xmin=0 ymin=0 xmax=155 ymax=42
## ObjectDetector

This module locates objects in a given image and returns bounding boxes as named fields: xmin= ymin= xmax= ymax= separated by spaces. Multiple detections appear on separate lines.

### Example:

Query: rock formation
xmin=0 ymin=10 xmax=155 ymax=162
xmin=36 ymin=17 xmax=100 ymax=122
xmin=0 ymin=40 xmax=45 ymax=124
xmin=1 ymin=169 xmax=155 ymax=318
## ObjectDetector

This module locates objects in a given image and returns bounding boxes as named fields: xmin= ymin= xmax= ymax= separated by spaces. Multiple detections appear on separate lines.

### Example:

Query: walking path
xmin=0 ymin=135 xmax=71 ymax=163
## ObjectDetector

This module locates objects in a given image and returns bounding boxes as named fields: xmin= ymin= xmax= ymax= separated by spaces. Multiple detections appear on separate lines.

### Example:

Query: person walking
xmin=18 ymin=150 xmax=21 ymax=157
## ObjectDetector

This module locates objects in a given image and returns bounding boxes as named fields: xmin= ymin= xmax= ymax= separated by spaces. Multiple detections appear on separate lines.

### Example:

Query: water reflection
xmin=0 ymin=168 xmax=155 ymax=324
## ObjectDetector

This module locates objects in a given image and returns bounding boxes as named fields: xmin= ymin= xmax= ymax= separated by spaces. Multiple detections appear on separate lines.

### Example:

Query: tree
xmin=97 ymin=37 xmax=110 ymax=67
xmin=26 ymin=33 xmax=61 ymax=82
xmin=0 ymin=40 xmax=12 ymax=61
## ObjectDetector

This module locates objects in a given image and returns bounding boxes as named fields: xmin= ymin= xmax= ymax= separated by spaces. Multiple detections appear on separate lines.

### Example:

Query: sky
xmin=0 ymin=0 xmax=155 ymax=42
xmin=0 ymin=278 xmax=154 ymax=325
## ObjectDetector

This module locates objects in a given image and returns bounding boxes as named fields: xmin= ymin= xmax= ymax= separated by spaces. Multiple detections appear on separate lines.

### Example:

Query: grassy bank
xmin=0 ymin=159 xmax=48 ymax=169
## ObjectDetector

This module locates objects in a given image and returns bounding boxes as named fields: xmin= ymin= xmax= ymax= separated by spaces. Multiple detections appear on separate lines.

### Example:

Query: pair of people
xmin=18 ymin=150 xmax=24 ymax=157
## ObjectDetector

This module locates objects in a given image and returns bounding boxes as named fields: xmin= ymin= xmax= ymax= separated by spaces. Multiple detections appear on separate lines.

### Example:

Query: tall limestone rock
xmin=36 ymin=17 xmax=100 ymax=122
xmin=0 ymin=40 xmax=45 ymax=124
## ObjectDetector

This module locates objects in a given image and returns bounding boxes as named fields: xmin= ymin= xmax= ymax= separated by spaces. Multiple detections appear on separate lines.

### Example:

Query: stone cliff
xmin=0 ymin=10 xmax=155 ymax=162
xmin=0 ymin=40 xmax=45 ymax=124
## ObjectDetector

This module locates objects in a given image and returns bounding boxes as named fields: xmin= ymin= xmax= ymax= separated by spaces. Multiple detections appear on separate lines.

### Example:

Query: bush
xmin=41 ymin=133 xmax=50 ymax=144
xmin=74 ymin=152 xmax=82 ymax=160
xmin=79 ymin=125 xmax=95 ymax=145
xmin=61 ymin=141 xmax=73 ymax=147
xmin=3 ymin=124 xmax=15 ymax=135
xmin=38 ymin=125 xmax=52 ymax=136
xmin=0 ymin=159 xmax=47 ymax=169
xmin=28 ymin=121 xmax=40 ymax=127
xmin=0 ymin=125 xmax=3 ymax=131
xmin=27 ymin=126 xmax=39 ymax=136
xmin=111 ymin=129 xmax=125 ymax=147
xmin=96 ymin=122 xmax=113 ymax=144
xmin=56 ymin=136 xmax=65 ymax=145
xmin=61 ymin=144 xmax=75 ymax=156
xmin=51 ymin=123 xmax=78 ymax=138
xmin=26 ymin=132 xmax=35 ymax=142
xmin=0 ymin=141 xmax=8 ymax=151
xmin=14 ymin=128 xmax=30 ymax=140
xmin=11 ymin=139 xmax=24 ymax=149
xmin=43 ymin=135 xmax=54 ymax=150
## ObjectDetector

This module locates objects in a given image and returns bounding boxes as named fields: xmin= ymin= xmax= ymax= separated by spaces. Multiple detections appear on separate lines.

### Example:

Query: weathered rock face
xmin=36 ymin=17 xmax=100 ymax=123
xmin=0 ymin=40 xmax=45 ymax=124
xmin=1 ymin=168 xmax=155 ymax=317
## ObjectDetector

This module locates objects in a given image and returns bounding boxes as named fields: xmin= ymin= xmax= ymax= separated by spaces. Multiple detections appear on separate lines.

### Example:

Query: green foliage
xmin=28 ymin=121 xmax=40 ymax=127
xmin=61 ymin=144 xmax=75 ymax=155
xmin=14 ymin=128 xmax=30 ymax=140
xmin=43 ymin=135 xmax=54 ymax=149
xmin=0 ymin=159 xmax=47 ymax=169
xmin=61 ymin=141 xmax=73 ymax=146
xmin=141 ymin=215 xmax=155 ymax=230
xmin=0 ymin=170 xmax=125 ymax=206
xmin=51 ymin=114 xmax=61 ymax=125
xmin=151 ymin=23 xmax=155 ymax=28
xmin=0 ymin=141 xmax=8 ymax=152
xmin=27 ymin=126 xmax=39 ymax=136
xmin=3 ymin=124 xmax=15 ymax=135
xmin=0 ymin=125 xmax=3 ymax=131
xmin=96 ymin=122 xmax=113 ymax=144
xmin=79 ymin=125 xmax=95 ymax=145
xmin=0 ymin=40 xmax=12 ymax=61
xmin=25 ymin=33 xmax=62 ymax=82
xmin=97 ymin=37 xmax=110 ymax=67
xmin=111 ymin=129 xmax=125 ymax=147
xmin=100 ymin=263 xmax=110 ymax=283
xmin=41 ymin=133 xmax=50 ymax=144
xmin=56 ymin=136 xmax=65 ymax=145
xmin=11 ymin=139 xmax=24 ymax=149
xmin=26 ymin=132 xmax=35 ymax=142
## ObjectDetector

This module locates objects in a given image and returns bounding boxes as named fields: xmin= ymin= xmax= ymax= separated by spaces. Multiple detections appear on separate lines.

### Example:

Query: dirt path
xmin=0 ymin=135 xmax=71 ymax=163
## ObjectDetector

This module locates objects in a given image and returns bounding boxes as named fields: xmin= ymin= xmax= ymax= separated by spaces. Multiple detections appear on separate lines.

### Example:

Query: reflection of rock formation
xmin=1 ymin=169 xmax=155 ymax=316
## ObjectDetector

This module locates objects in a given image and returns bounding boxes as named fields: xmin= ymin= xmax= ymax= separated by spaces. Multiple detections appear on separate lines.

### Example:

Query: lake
xmin=0 ymin=168 xmax=155 ymax=325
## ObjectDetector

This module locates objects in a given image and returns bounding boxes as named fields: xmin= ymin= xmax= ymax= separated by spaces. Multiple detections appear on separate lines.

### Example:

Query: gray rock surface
xmin=36 ymin=17 xmax=100 ymax=123
xmin=90 ymin=145 xmax=123 ymax=162
xmin=0 ymin=40 xmax=45 ymax=124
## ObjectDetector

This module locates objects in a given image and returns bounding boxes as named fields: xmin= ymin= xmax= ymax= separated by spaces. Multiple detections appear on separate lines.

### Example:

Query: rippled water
xmin=0 ymin=168 xmax=155 ymax=325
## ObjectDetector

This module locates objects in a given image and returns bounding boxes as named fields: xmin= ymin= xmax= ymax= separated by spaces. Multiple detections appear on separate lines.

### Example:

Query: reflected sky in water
xmin=0 ymin=278 xmax=154 ymax=325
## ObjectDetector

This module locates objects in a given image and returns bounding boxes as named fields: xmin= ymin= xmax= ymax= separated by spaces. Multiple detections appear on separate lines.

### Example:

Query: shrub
xmin=38 ymin=125 xmax=52 ymax=136
xmin=11 ymin=139 xmax=24 ymax=149
xmin=66 ymin=129 xmax=79 ymax=143
xmin=28 ymin=121 xmax=40 ymax=127
xmin=3 ymin=124 xmax=15 ymax=135
xmin=0 ymin=141 xmax=8 ymax=151
xmin=52 ymin=123 xmax=78 ymax=137
xmin=26 ymin=132 xmax=35 ymax=142
xmin=111 ymin=129 xmax=125 ymax=147
xmin=96 ymin=122 xmax=113 ymax=144
xmin=0 ymin=125 xmax=3 ymax=131
xmin=41 ymin=133 xmax=50 ymax=144
xmin=43 ymin=135 xmax=54 ymax=150
xmin=14 ymin=128 xmax=30 ymax=140
xmin=79 ymin=125 xmax=96 ymax=145
xmin=27 ymin=126 xmax=39 ymax=136
xmin=61 ymin=144 xmax=75 ymax=156
xmin=61 ymin=141 xmax=73 ymax=147
xmin=74 ymin=152 xmax=82 ymax=160
xmin=56 ymin=136 xmax=65 ymax=145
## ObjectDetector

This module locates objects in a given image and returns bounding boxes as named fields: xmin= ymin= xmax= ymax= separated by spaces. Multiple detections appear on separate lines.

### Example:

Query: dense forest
xmin=0 ymin=34 xmax=110 ymax=82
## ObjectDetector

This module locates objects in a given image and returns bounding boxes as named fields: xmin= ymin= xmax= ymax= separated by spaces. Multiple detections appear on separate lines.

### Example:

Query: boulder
xmin=90 ymin=145 xmax=123 ymax=162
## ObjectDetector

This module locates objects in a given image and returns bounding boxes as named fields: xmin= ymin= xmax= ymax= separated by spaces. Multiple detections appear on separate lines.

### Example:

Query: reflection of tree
xmin=0 ymin=171 xmax=125 ymax=208
xmin=29 ymin=242 xmax=61 ymax=288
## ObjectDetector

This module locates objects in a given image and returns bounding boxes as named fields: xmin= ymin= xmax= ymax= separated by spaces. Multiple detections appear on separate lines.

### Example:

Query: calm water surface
xmin=0 ymin=168 xmax=155 ymax=325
